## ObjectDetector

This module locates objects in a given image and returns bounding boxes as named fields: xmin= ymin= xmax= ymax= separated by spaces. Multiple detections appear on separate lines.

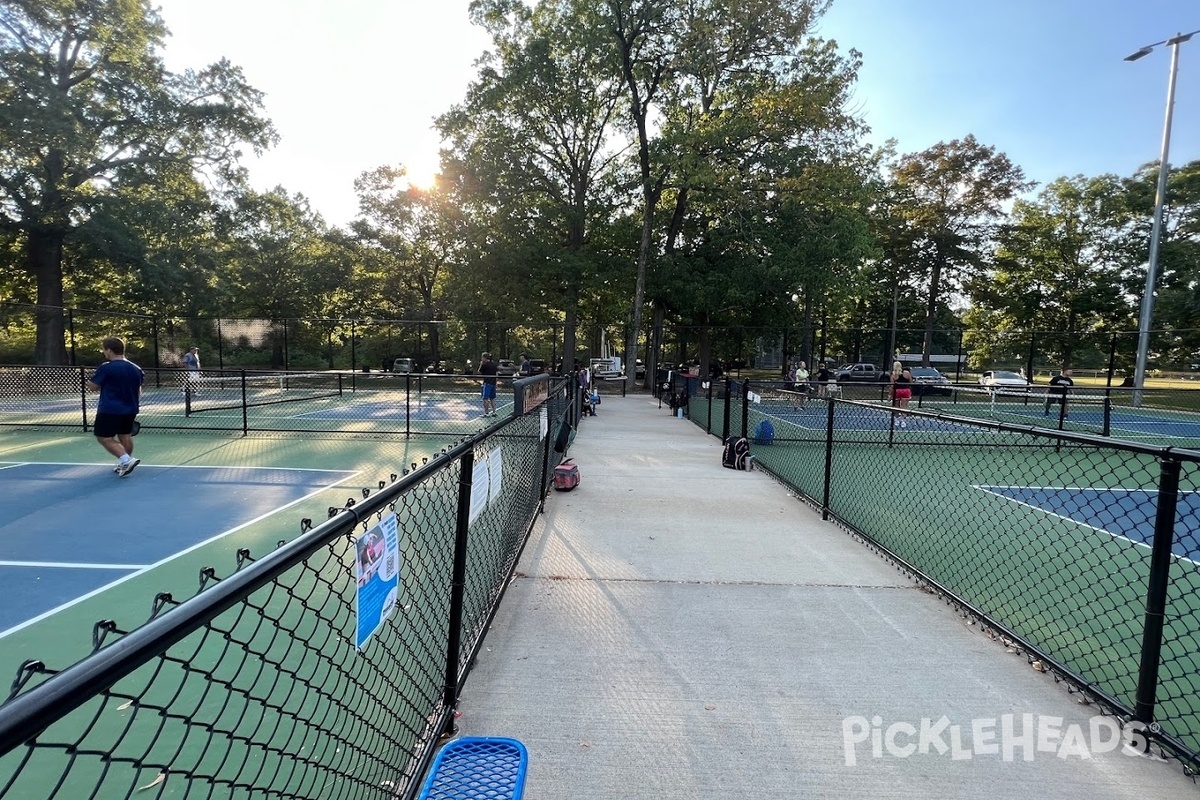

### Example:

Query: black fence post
xmin=441 ymin=448 xmax=475 ymax=737
xmin=405 ymin=373 xmax=412 ymax=438
xmin=722 ymin=377 xmax=731 ymax=442
xmin=350 ymin=320 xmax=357 ymax=390
xmin=68 ymin=309 xmax=77 ymax=366
xmin=706 ymin=379 xmax=713 ymax=435
xmin=740 ymin=380 xmax=749 ymax=440
xmin=1134 ymin=457 xmax=1182 ymax=727
xmin=1106 ymin=334 xmax=1117 ymax=388
xmin=240 ymin=371 xmax=249 ymax=436
xmin=822 ymin=398 xmax=835 ymax=520
xmin=152 ymin=316 xmax=161 ymax=388
xmin=217 ymin=318 xmax=225 ymax=370
xmin=79 ymin=367 xmax=89 ymax=432
xmin=539 ymin=402 xmax=554 ymax=509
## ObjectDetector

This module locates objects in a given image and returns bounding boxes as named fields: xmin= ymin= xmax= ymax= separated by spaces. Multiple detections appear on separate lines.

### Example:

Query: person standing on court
xmin=815 ymin=362 xmax=832 ymax=398
xmin=479 ymin=352 xmax=499 ymax=417
xmin=518 ymin=353 xmax=532 ymax=377
xmin=87 ymin=337 xmax=144 ymax=476
xmin=893 ymin=367 xmax=914 ymax=427
xmin=182 ymin=346 xmax=201 ymax=393
xmin=1045 ymin=368 xmax=1074 ymax=417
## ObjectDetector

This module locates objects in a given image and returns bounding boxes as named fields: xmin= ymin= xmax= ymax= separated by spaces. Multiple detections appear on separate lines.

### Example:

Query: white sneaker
xmin=117 ymin=458 xmax=140 ymax=477
xmin=899 ymin=419 xmax=907 ymax=428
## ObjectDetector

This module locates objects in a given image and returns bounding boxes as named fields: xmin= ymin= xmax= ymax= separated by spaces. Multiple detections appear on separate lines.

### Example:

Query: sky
xmin=153 ymin=0 xmax=1200 ymax=228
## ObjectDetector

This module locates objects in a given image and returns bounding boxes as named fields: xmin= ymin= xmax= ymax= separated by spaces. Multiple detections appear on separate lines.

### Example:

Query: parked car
xmin=391 ymin=357 xmax=416 ymax=374
xmin=496 ymin=359 xmax=517 ymax=377
xmin=978 ymin=370 xmax=1030 ymax=391
xmin=909 ymin=366 xmax=953 ymax=396
xmin=528 ymin=358 xmax=547 ymax=375
xmin=424 ymin=360 xmax=454 ymax=374
xmin=835 ymin=363 xmax=888 ymax=383
xmin=635 ymin=359 xmax=646 ymax=379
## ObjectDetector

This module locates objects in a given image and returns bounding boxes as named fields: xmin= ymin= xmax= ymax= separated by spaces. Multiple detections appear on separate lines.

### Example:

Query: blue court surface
xmin=977 ymin=485 xmax=1200 ymax=560
xmin=0 ymin=462 xmax=358 ymax=636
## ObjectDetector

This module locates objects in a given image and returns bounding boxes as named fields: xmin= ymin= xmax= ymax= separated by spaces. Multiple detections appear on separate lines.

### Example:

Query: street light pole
xmin=1126 ymin=31 xmax=1198 ymax=402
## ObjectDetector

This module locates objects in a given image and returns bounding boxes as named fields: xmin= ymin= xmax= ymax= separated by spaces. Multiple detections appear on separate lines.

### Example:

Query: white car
xmin=978 ymin=370 xmax=1030 ymax=391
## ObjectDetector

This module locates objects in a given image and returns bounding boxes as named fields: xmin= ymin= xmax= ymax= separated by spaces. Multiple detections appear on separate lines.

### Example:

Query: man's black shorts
xmin=94 ymin=412 xmax=137 ymax=438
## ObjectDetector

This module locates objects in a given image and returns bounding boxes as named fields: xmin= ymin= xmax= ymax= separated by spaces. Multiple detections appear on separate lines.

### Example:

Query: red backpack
xmin=553 ymin=459 xmax=580 ymax=491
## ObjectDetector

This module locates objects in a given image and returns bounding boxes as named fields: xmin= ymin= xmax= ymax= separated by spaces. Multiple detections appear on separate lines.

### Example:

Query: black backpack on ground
xmin=722 ymin=436 xmax=750 ymax=470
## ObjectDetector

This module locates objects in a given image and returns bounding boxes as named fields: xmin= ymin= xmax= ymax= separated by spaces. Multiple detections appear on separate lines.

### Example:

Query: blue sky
xmin=155 ymin=0 xmax=1198 ymax=226
xmin=819 ymin=0 xmax=1200 ymax=188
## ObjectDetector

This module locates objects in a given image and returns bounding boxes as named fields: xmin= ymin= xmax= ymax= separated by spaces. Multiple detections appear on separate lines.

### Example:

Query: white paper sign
xmin=469 ymin=457 xmax=490 ymax=523
xmin=487 ymin=446 xmax=504 ymax=501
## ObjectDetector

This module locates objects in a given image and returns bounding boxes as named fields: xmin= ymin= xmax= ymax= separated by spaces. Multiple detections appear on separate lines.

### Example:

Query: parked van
xmin=392 ymin=357 xmax=416 ymax=374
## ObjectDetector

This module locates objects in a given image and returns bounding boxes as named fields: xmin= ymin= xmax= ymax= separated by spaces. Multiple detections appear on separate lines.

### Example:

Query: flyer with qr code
xmin=354 ymin=513 xmax=400 ymax=651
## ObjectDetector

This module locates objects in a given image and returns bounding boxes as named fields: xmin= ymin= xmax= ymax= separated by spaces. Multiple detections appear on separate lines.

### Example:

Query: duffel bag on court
xmin=553 ymin=459 xmax=580 ymax=491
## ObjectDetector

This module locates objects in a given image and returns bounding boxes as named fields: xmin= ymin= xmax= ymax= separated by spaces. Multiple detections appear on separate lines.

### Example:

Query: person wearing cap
xmin=182 ymin=345 xmax=201 ymax=394
xmin=479 ymin=352 xmax=499 ymax=417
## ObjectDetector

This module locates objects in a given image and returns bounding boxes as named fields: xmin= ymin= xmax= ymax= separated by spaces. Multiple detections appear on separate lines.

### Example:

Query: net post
xmin=1134 ymin=457 xmax=1182 ymax=728
xmin=405 ymin=372 xmax=412 ymax=438
xmin=1102 ymin=395 xmax=1112 ymax=437
xmin=184 ymin=386 xmax=193 ymax=417
xmin=822 ymin=398 xmax=835 ymax=520
xmin=337 ymin=372 xmax=343 ymax=397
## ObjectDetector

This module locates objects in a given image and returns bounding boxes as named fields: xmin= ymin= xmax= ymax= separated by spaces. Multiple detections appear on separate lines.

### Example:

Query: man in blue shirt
xmin=87 ymin=337 xmax=145 ymax=477
xmin=479 ymin=352 xmax=499 ymax=417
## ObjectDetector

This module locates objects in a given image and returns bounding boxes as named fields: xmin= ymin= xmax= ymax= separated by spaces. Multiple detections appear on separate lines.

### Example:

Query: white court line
xmin=0 ymin=560 xmax=149 ymax=570
xmin=0 ymin=463 xmax=28 ymax=471
xmin=973 ymin=484 xmax=1200 ymax=566
xmin=0 ymin=466 xmax=363 ymax=640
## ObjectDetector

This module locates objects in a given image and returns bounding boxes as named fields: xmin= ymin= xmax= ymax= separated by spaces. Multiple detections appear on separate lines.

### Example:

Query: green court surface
xmin=0 ymin=427 xmax=450 ymax=687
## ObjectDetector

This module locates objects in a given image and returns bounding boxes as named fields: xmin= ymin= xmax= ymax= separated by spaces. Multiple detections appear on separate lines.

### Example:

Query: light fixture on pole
xmin=1125 ymin=30 xmax=1199 ymax=401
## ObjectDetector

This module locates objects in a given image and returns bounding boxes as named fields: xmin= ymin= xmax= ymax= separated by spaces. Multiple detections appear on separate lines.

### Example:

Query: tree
xmin=889 ymin=136 xmax=1032 ymax=364
xmin=0 ymin=0 xmax=275 ymax=363
xmin=964 ymin=175 xmax=1132 ymax=369
xmin=442 ymin=0 xmax=627 ymax=371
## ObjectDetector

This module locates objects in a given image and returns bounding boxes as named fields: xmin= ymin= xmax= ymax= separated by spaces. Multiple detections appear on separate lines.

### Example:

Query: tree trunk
xmin=29 ymin=229 xmax=69 ymax=365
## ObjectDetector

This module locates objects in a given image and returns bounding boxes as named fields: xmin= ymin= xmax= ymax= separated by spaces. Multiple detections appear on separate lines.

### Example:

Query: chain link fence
xmin=674 ymin=376 xmax=1200 ymax=772
xmin=0 ymin=377 xmax=576 ymax=799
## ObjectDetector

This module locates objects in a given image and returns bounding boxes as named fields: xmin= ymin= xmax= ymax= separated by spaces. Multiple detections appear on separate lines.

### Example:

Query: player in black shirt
xmin=1044 ymin=368 xmax=1074 ymax=417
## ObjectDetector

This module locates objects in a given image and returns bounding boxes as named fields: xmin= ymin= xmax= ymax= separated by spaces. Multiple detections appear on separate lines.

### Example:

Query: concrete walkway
xmin=457 ymin=394 xmax=1197 ymax=798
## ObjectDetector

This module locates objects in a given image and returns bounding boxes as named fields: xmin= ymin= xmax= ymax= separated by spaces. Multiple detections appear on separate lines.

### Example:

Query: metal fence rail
xmin=681 ymin=376 xmax=1200 ymax=772
xmin=0 ymin=379 xmax=577 ymax=799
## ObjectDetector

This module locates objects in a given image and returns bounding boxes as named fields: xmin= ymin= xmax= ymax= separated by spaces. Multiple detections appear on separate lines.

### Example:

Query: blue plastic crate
xmin=417 ymin=736 xmax=529 ymax=800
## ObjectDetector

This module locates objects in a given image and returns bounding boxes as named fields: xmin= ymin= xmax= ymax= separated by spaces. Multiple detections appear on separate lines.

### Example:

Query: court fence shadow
xmin=681 ymin=374 xmax=1200 ymax=777
xmin=0 ymin=377 xmax=581 ymax=799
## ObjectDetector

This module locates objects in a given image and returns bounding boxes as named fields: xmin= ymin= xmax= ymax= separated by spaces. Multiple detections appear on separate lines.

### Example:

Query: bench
xmin=417 ymin=736 xmax=529 ymax=800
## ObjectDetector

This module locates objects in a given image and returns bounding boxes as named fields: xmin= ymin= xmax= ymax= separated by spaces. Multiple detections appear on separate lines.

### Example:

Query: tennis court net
xmin=914 ymin=385 xmax=1112 ymax=435
xmin=185 ymin=371 xmax=344 ymax=415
